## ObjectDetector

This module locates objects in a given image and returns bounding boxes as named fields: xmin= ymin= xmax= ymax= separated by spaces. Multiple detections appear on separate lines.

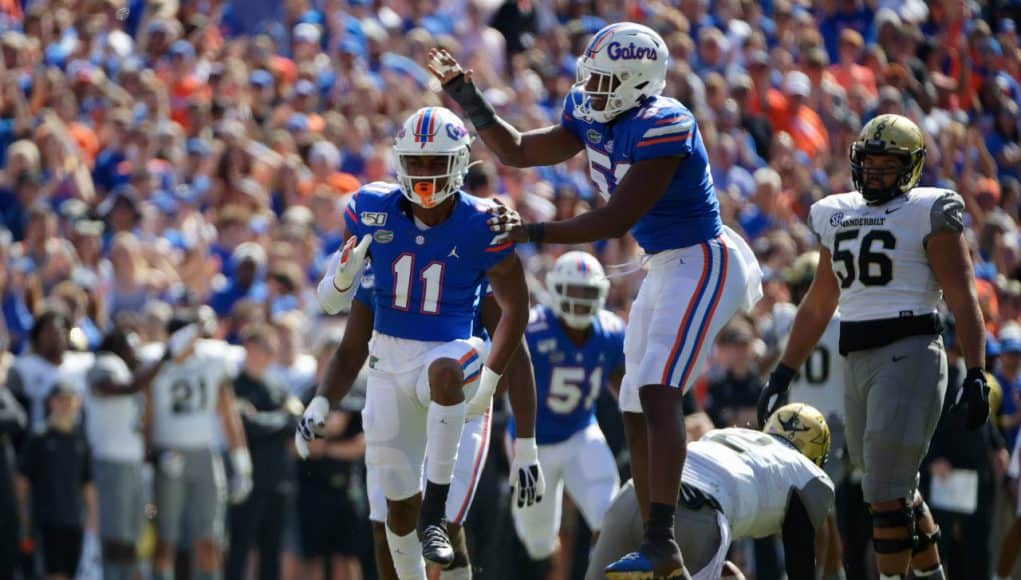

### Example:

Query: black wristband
xmin=771 ymin=363 xmax=798 ymax=386
xmin=525 ymin=222 xmax=545 ymax=243
xmin=442 ymin=73 xmax=497 ymax=130
xmin=965 ymin=367 xmax=986 ymax=383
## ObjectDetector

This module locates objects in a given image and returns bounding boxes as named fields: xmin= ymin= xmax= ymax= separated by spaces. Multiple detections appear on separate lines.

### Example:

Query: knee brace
xmin=870 ymin=501 xmax=915 ymax=554
xmin=911 ymin=499 xmax=941 ymax=555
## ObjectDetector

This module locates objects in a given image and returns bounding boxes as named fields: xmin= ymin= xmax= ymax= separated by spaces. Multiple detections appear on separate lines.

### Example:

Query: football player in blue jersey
xmin=308 ymin=107 xmax=537 ymax=579
xmin=429 ymin=23 xmax=763 ymax=578
xmin=506 ymin=251 xmax=624 ymax=574
xmin=298 ymin=272 xmax=539 ymax=580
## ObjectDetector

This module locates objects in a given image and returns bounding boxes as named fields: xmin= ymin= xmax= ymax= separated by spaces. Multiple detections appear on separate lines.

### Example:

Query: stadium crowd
xmin=0 ymin=0 xmax=1020 ymax=578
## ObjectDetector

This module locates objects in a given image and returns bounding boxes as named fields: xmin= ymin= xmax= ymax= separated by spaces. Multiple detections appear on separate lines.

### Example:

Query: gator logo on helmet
xmin=445 ymin=123 xmax=467 ymax=141
xmin=606 ymin=41 xmax=658 ymax=61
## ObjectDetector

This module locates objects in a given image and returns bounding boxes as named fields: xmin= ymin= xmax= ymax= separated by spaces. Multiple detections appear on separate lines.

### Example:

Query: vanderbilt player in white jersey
xmin=146 ymin=318 xmax=253 ymax=580
xmin=86 ymin=327 xmax=178 ymax=580
xmin=770 ymin=252 xmax=846 ymax=577
xmin=758 ymin=114 xmax=990 ymax=580
xmin=591 ymin=403 xmax=834 ymax=579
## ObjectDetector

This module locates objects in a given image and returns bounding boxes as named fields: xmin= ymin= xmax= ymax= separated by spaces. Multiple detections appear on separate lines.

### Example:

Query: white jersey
xmin=10 ymin=351 xmax=94 ymax=432
xmin=150 ymin=340 xmax=234 ymax=449
xmin=809 ymin=187 xmax=965 ymax=322
xmin=773 ymin=303 xmax=845 ymax=422
xmin=85 ymin=353 xmax=144 ymax=462
xmin=683 ymin=428 xmax=834 ymax=540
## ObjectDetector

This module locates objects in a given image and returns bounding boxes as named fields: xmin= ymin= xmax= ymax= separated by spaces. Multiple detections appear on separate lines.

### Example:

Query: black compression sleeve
xmin=441 ymin=74 xmax=497 ymax=130
xmin=782 ymin=491 xmax=817 ymax=580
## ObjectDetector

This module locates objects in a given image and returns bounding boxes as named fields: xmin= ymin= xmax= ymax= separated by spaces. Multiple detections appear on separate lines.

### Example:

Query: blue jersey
xmin=353 ymin=267 xmax=491 ymax=342
xmin=509 ymin=305 xmax=626 ymax=445
xmin=561 ymin=89 xmax=721 ymax=253
xmin=344 ymin=183 xmax=514 ymax=342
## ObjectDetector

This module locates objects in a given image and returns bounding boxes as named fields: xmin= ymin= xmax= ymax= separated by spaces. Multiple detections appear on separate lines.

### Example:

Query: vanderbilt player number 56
xmin=759 ymin=114 xmax=990 ymax=580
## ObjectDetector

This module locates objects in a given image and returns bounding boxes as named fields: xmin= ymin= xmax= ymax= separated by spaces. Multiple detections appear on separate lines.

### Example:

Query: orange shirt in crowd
xmin=298 ymin=172 xmax=361 ymax=198
xmin=829 ymin=63 xmax=878 ymax=99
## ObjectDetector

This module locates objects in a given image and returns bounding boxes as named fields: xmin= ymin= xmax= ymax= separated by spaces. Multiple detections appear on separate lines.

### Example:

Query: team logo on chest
xmin=830 ymin=211 xmax=885 ymax=228
xmin=587 ymin=129 xmax=602 ymax=144
xmin=374 ymin=230 xmax=394 ymax=243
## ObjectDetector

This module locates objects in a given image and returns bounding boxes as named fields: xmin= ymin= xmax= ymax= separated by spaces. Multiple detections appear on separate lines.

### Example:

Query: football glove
xmin=228 ymin=447 xmax=253 ymax=505
xmin=295 ymin=395 xmax=329 ymax=460
xmin=954 ymin=367 xmax=990 ymax=431
xmin=757 ymin=363 xmax=797 ymax=427
xmin=333 ymin=234 xmax=372 ymax=293
xmin=509 ymin=437 xmax=546 ymax=508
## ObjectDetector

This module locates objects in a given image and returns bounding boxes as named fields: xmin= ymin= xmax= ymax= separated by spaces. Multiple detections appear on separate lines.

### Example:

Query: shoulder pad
xmin=927 ymin=189 xmax=965 ymax=235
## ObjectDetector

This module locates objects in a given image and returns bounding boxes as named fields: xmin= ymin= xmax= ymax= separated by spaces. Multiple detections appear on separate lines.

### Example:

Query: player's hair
xmin=30 ymin=308 xmax=70 ymax=348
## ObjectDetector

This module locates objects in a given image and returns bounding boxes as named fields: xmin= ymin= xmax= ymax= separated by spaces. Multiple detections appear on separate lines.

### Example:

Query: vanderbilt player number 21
xmin=759 ymin=114 xmax=990 ymax=580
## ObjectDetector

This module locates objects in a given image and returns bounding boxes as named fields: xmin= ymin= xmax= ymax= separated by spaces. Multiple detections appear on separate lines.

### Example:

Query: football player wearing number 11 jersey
xmin=315 ymin=106 xmax=534 ymax=579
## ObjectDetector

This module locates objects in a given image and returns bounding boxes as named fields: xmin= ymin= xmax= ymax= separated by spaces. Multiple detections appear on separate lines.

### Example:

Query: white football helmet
xmin=393 ymin=106 xmax=472 ymax=208
xmin=572 ymin=22 xmax=669 ymax=124
xmin=545 ymin=251 xmax=609 ymax=330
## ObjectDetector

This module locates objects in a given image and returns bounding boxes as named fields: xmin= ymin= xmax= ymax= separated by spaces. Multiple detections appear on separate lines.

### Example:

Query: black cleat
xmin=420 ymin=523 xmax=455 ymax=567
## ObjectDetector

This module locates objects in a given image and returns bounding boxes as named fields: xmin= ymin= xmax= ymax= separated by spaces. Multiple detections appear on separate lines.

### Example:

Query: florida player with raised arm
xmin=507 ymin=251 xmax=624 ymax=573
xmin=312 ymin=107 xmax=534 ymax=579
xmin=299 ymin=272 xmax=537 ymax=580
xmin=429 ymin=23 xmax=762 ymax=578
xmin=757 ymin=114 xmax=989 ymax=580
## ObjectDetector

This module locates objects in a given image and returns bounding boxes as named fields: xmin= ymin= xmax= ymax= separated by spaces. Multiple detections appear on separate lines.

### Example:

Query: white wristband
xmin=513 ymin=437 xmax=538 ymax=463
xmin=231 ymin=447 xmax=252 ymax=477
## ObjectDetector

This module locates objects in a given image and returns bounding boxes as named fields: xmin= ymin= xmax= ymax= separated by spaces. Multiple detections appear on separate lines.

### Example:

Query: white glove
xmin=166 ymin=324 xmax=199 ymax=360
xmin=317 ymin=235 xmax=372 ymax=314
xmin=228 ymin=448 xmax=253 ymax=505
xmin=465 ymin=366 xmax=500 ymax=419
xmin=295 ymin=396 xmax=330 ymax=460
xmin=334 ymin=234 xmax=371 ymax=291
xmin=509 ymin=437 xmax=545 ymax=508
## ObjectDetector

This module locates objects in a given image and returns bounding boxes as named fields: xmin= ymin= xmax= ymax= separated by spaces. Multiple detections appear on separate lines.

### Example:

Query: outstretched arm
xmin=429 ymin=49 xmax=583 ymax=168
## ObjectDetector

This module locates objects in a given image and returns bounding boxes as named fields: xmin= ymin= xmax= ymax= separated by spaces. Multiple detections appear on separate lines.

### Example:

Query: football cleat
xmin=605 ymin=551 xmax=691 ymax=580
xmin=420 ymin=523 xmax=455 ymax=568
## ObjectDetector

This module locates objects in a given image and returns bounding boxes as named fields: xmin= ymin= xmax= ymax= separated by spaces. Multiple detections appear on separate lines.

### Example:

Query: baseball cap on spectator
xmin=169 ymin=39 xmax=195 ymax=59
xmin=337 ymin=37 xmax=365 ymax=58
xmin=977 ymin=177 xmax=1001 ymax=206
xmin=99 ymin=185 xmax=142 ymax=218
xmin=186 ymin=137 xmax=211 ymax=156
xmin=309 ymin=141 xmax=340 ymax=168
xmin=249 ymin=69 xmax=274 ymax=88
xmin=783 ymin=71 xmax=811 ymax=97
xmin=59 ymin=199 xmax=90 ymax=222
xmin=232 ymin=242 xmax=267 ymax=272
xmin=285 ymin=113 xmax=310 ymax=133
xmin=293 ymin=23 xmax=321 ymax=45
xmin=151 ymin=190 xmax=178 ymax=214
xmin=747 ymin=50 xmax=770 ymax=70
xmin=73 ymin=219 xmax=105 ymax=238
xmin=293 ymin=79 xmax=316 ymax=98
xmin=999 ymin=324 xmax=1021 ymax=353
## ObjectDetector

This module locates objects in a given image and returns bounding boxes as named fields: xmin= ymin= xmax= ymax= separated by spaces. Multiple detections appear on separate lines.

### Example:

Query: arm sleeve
xmin=782 ymin=490 xmax=818 ymax=579
xmin=81 ymin=440 xmax=93 ymax=484
xmin=631 ymin=111 xmax=696 ymax=162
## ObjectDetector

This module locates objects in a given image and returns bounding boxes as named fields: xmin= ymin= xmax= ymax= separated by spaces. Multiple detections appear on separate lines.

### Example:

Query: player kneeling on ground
xmin=589 ymin=403 xmax=834 ymax=580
